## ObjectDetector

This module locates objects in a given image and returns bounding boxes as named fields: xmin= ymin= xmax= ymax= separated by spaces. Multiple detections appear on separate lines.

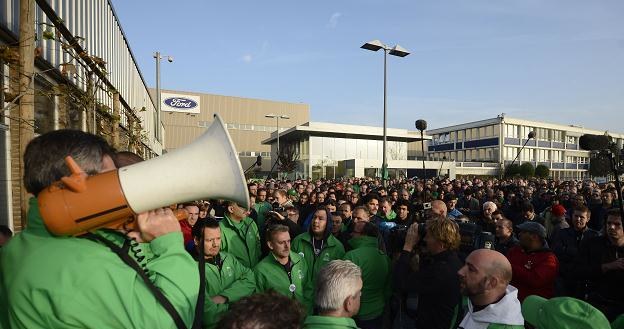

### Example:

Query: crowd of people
xmin=1 ymin=128 xmax=624 ymax=329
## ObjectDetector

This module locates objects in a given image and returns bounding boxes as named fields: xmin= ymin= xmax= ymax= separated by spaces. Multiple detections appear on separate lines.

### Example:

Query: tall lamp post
xmin=361 ymin=39 xmax=410 ymax=187
xmin=415 ymin=119 xmax=428 ymax=181
xmin=154 ymin=51 xmax=173 ymax=142
xmin=265 ymin=114 xmax=290 ymax=179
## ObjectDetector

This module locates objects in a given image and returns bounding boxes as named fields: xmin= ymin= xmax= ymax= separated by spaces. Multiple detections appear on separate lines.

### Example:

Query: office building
xmin=427 ymin=115 xmax=624 ymax=179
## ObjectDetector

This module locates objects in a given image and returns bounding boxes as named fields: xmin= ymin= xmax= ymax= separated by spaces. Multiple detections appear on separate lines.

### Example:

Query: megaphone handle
xmin=60 ymin=156 xmax=88 ymax=193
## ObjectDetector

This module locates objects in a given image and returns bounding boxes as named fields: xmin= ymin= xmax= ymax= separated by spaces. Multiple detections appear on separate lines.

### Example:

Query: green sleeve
xmin=147 ymin=231 xmax=200 ymax=328
xmin=302 ymin=261 xmax=315 ymax=315
xmin=335 ymin=242 xmax=346 ymax=259
xmin=254 ymin=264 xmax=268 ymax=292
xmin=219 ymin=258 xmax=256 ymax=303
xmin=202 ymin=296 xmax=229 ymax=329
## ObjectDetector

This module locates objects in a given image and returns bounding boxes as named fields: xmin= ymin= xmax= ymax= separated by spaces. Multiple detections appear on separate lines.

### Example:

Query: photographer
xmin=0 ymin=130 xmax=199 ymax=329
xmin=394 ymin=217 xmax=463 ymax=329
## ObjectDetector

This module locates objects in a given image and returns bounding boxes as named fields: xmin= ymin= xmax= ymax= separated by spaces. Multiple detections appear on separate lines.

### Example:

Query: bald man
xmin=430 ymin=200 xmax=448 ymax=218
xmin=456 ymin=249 xmax=525 ymax=329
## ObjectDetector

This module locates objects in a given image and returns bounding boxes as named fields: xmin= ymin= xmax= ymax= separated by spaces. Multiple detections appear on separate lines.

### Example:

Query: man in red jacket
xmin=507 ymin=221 xmax=559 ymax=301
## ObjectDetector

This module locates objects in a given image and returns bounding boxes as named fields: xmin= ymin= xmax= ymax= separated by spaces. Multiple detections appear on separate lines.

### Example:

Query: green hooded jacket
xmin=291 ymin=232 xmax=345 ymax=282
xmin=0 ymin=198 xmax=199 ymax=329
xmin=343 ymin=236 xmax=392 ymax=321
xmin=303 ymin=315 xmax=359 ymax=329
xmin=253 ymin=251 xmax=313 ymax=314
xmin=201 ymin=251 xmax=256 ymax=329
xmin=219 ymin=214 xmax=261 ymax=269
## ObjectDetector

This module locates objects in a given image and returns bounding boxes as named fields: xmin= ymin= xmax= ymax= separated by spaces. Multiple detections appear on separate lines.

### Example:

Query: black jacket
xmin=552 ymin=227 xmax=599 ymax=277
xmin=574 ymin=235 xmax=624 ymax=318
xmin=394 ymin=249 xmax=462 ymax=329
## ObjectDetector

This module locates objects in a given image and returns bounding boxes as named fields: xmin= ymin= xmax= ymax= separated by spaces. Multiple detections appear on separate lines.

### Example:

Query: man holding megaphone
xmin=0 ymin=115 xmax=250 ymax=329
xmin=0 ymin=129 xmax=201 ymax=329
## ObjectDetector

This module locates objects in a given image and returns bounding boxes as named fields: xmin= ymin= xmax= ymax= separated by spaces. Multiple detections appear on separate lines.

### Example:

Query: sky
xmin=111 ymin=0 xmax=624 ymax=133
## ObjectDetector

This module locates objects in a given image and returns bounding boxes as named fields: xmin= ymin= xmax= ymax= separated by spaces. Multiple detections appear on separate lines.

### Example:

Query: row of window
xmin=432 ymin=125 xmax=499 ymax=145
xmin=431 ymin=147 xmax=589 ymax=164
xmin=505 ymin=124 xmax=566 ymax=142
xmin=430 ymin=148 xmax=499 ymax=162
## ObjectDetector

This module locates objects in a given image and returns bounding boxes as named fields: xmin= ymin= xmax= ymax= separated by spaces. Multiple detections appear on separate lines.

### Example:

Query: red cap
xmin=551 ymin=204 xmax=566 ymax=217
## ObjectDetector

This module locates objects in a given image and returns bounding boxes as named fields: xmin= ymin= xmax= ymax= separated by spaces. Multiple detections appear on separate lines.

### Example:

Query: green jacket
xmin=292 ymin=232 xmax=345 ymax=282
xmin=343 ymin=236 xmax=392 ymax=321
xmin=202 ymin=251 xmax=256 ymax=329
xmin=0 ymin=198 xmax=199 ymax=329
xmin=303 ymin=315 xmax=359 ymax=329
xmin=253 ymin=201 xmax=273 ymax=232
xmin=219 ymin=214 xmax=261 ymax=269
xmin=381 ymin=210 xmax=397 ymax=221
xmin=253 ymin=251 xmax=313 ymax=313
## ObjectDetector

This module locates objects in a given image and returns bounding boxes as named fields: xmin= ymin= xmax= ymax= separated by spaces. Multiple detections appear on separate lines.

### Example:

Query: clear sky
xmin=111 ymin=0 xmax=624 ymax=133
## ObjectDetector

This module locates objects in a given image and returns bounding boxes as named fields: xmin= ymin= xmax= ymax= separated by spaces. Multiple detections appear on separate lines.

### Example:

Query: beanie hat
xmin=551 ymin=204 xmax=566 ymax=217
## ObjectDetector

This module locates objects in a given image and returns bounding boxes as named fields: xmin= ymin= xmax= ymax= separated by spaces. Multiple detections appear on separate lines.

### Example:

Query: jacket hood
xmin=467 ymin=285 xmax=525 ymax=325
xmin=307 ymin=209 xmax=333 ymax=240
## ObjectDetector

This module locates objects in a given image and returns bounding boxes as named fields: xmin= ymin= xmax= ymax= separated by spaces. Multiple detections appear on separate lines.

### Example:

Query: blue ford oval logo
xmin=163 ymin=97 xmax=198 ymax=110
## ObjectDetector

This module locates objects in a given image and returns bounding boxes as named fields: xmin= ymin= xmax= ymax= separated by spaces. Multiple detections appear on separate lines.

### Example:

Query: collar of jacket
xmin=223 ymin=213 xmax=250 ymax=229
xmin=348 ymin=235 xmax=378 ymax=249
xmin=303 ymin=315 xmax=359 ymax=328
xmin=26 ymin=197 xmax=53 ymax=237
xmin=269 ymin=251 xmax=302 ymax=267
xmin=300 ymin=232 xmax=338 ymax=248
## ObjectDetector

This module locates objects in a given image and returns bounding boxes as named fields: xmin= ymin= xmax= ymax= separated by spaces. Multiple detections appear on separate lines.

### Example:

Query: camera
xmin=271 ymin=202 xmax=285 ymax=214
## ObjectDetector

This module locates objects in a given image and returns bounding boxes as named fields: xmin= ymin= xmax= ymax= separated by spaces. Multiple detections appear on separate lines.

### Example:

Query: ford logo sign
xmin=163 ymin=97 xmax=198 ymax=110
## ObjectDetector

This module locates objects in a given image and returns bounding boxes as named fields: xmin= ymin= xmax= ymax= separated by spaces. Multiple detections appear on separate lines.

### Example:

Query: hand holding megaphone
xmin=137 ymin=208 xmax=181 ymax=242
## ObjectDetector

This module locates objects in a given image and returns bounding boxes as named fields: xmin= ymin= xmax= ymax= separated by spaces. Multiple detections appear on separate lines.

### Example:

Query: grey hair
xmin=315 ymin=260 xmax=362 ymax=313
xmin=23 ymin=129 xmax=115 ymax=195
xmin=483 ymin=201 xmax=497 ymax=211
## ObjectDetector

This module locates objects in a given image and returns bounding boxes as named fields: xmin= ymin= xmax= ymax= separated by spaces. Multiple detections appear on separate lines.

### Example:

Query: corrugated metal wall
xmin=1 ymin=0 xmax=161 ymax=152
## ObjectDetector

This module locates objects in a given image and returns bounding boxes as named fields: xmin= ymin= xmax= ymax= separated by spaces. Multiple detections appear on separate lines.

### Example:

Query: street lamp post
xmin=361 ymin=40 xmax=410 ymax=187
xmin=154 ymin=51 xmax=173 ymax=142
xmin=265 ymin=114 xmax=290 ymax=179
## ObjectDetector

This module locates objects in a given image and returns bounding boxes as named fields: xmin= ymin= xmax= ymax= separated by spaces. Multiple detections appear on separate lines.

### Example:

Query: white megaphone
xmin=38 ymin=114 xmax=250 ymax=236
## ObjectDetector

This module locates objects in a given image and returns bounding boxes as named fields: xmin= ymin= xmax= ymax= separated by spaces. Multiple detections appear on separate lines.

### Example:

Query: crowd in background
xmin=173 ymin=175 xmax=624 ymax=329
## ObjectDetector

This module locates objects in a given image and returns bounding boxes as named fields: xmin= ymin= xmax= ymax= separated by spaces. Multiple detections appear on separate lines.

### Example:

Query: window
xmin=552 ymin=130 xmax=563 ymax=142
xmin=466 ymin=129 xmax=472 ymax=140
xmin=566 ymin=135 xmax=576 ymax=144
xmin=552 ymin=150 xmax=563 ymax=162
xmin=457 ymin=130 xmax=464 ymax=141
xmin=479 ymin=127 xmax=486 ymax=138
xmin=485 ymin=125 xmax=493 ymax=137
